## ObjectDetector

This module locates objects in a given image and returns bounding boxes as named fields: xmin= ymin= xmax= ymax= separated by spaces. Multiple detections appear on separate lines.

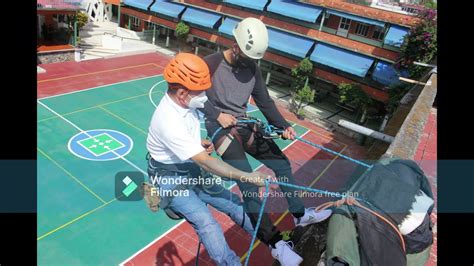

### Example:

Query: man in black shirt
xmin=201 ymin=18 xmax=332 ymax=265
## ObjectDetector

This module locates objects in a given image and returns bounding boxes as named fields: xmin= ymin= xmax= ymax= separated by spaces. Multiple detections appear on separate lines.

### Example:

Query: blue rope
xmin=263 ymin=123 xmax=372 ymax=169
xmin=208 ymin=118 xmax=374 ymax=265
xmin=293 ymin=136 xmax=372 ymax=169
xmin=268 ymin=180 xmax=362 ymax=201
xmin=243 ymin=179 xmax=371 ymax=266
xmin=243 ymin=181 xmax=270 ymax=266
xmin=211 ymin=119 xmax=372 ymax=169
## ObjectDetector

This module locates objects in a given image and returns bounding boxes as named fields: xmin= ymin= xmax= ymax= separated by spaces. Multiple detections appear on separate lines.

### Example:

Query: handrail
xmin=103 ymin=31 xmax=141 ymax=42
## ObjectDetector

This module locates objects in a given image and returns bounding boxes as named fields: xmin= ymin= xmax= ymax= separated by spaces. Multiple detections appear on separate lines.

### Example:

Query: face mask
xmin=187 ymin=91 xmax=208 ymax=109
xmin=237 ymin=57 xmax=255 ymax=69
xmin=232 ymin=46 xmax=254 ymax=69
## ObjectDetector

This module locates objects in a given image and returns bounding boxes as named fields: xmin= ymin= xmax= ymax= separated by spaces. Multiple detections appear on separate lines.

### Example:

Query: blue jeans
xmin=148 ymin=159 xmax=254 ymax=266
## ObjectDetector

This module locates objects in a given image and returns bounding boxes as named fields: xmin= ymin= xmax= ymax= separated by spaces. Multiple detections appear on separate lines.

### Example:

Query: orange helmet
xmin=163 ymin=53 xmax=211 ymax=91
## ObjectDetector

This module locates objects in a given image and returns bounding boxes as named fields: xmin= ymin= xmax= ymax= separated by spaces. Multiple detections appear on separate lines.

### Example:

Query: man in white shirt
xmin=146 ymin=53 xmax=273 ymax=266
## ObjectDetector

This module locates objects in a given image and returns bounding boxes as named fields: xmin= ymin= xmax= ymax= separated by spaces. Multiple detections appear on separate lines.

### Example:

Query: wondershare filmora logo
xmin=115 ymin=172 xmax=144 ymax=201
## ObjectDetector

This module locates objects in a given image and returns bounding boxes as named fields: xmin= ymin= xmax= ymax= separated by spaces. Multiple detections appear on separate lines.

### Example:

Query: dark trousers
xmin=206 ymin=119 xmax=305 ymax=245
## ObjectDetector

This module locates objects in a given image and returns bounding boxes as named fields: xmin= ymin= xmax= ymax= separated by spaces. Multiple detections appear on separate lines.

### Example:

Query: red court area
xmin=415 ymin=108 xmax=437 ymax=266
xmin=38 ymin=53 xmax=436 ymax=266
xmin=38 ymin=53 xmax=170 ymax=98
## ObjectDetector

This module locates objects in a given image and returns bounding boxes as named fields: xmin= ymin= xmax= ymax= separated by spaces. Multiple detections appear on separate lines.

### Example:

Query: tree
xmin=338 ymin=83 xmax=374 ymax=124
xmin=386 ymin=83 xmax=410 ymax=115
xmin=289 ymin=58 xmax=314 ymax=115
xmin=422 ymin=0 xmax=437 ymax=9
xmin=398 ymin=8 xmax=437 ymax=78
xmin=69 ymin=12 xmax=88 ymax=46
xmin=175 ymin=21 xmax=190 ymax=52
xmin=76 ymin=12 xmax=89 ymax=30
xmin=294 ymin=85 xmax=316 ymax=119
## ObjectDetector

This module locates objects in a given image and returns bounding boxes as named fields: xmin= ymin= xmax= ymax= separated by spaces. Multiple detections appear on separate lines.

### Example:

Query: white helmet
xmin=232 ymin=17 xmax=269 ymax=60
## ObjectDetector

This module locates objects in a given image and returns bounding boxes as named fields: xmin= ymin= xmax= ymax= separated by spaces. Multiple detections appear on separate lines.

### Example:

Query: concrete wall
xmin=367 ymin=73 xmax=437 ymax=160
xmin=116 ymin=27 xmax=141 ymax=40
xmin=38 ymin=50 xmax=76 ymax=64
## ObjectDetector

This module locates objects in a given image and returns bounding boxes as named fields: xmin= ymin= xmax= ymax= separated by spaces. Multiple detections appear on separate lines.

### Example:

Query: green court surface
xmin=37 ymin=75 xmax=309 ymax=265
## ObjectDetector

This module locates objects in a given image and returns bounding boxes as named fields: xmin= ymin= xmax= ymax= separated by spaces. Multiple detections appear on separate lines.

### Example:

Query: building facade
xmin=118 ymin=0 xmax=418 ymax=123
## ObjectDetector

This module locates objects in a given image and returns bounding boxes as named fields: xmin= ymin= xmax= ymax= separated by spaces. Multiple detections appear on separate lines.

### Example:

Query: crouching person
xmin=146 ymin=53 xmax=273 ymax=265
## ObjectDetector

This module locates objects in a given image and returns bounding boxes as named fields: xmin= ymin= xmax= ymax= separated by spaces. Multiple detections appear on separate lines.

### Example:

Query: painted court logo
xmin=115 ymin=172 xmax=144 ymax=201
xmin=68 ymin=129 xmax=133 ymax=161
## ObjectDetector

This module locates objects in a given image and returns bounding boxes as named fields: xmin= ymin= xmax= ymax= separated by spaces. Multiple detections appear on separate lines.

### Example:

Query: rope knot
xmin=334 ymin=196 xmax=357 ymax=207
xmin=345 ymin=196 xmax=357 ymax=206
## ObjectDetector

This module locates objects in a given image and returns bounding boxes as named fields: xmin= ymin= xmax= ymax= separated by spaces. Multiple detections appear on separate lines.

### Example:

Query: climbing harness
xmin=211 ymin=117 xmax=372 ymax=169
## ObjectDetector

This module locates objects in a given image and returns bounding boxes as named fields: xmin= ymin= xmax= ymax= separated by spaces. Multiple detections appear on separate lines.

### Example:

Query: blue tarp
xmin=181 ymin=7 xmax=222 ymax=29
xmin=310 ymin=43 xmax=375 ymax=77
xmin=268 ymin=28 xmax=315 ymax=58
xmin=123 ymin=0 xmax=152 ymax=11
xmin=383 ymin=25 xmax=410 ymax=47
xmin=327 ymin=9 xmax=385 ymax=28
xmin=218 ymin=17 xmax=240 ymax=36
xmin=150 ymin=1 xmax=185 ymax=18
xmin=267 ymin=0 xmax=323 ymax=23
xmin=223 ymin=0 xmax=268 ymax=11
xmin=372 ymin=61 xmax=409 ymax=86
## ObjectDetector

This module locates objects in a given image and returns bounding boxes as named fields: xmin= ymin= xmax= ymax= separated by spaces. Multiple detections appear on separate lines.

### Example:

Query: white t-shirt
xmin=146 ymin=93 xmax=205 ymax=164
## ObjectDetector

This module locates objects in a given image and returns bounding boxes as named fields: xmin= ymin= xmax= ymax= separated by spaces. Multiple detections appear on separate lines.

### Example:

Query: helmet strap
xmin=231 ymin=44 xmax=241 ymax=64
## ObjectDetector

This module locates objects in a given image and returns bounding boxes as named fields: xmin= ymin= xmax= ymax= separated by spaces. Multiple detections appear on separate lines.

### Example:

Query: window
xmin=130 ymin=16 xmax=141 ymax=27
xmin=401 ymin=6 xmax=419 ymax=15
xmin=372 ymin=26 xmax=385 ymax=40
xmin=340 ymin=17 xmax=351 ymax=30
xmin=145 ymin=21 xmax=157 ymax=30
xmin=355 ymin=23 xmax=369 ymax=37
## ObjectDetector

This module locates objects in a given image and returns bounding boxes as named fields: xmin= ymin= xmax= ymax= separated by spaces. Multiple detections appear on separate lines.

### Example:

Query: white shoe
xmin=317 ymin=250 xmax=327 ymax=266
xmin=294 ymin=208 xmax=332 ymax=227
xmin=271 ymin=240 xmax=303 ymax=266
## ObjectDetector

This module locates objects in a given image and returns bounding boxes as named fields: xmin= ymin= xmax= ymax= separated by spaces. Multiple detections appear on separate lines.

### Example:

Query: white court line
xmin=148 ymin=80 xmax=167 ymax=108
xmin=118 ymin=220 xmax=186 ymax=266
xmin=38 ymin=74 xmax=164 ymax=101
xmin=119 ymin=127 xmax=310 ymax=265
xmin=38 ymin=100 xmax=147 ymax=176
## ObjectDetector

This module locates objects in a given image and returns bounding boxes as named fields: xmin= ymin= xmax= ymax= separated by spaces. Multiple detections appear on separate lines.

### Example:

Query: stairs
xmin=82 ymin=46 xmax=121 ymax=59
xmin=80 ymin=21 xmax=117 ymax=37
xmin=78 ymin=21 xmax=160 ymax=61
xmin=79 ymin=21 xmax=120 ymax=60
